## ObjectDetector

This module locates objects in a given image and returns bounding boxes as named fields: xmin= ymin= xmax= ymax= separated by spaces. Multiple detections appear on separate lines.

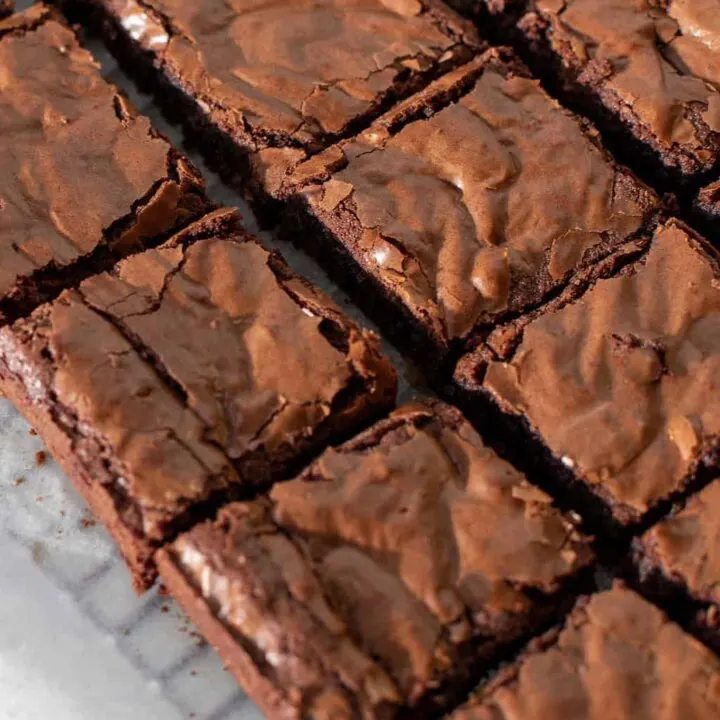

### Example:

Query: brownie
xmin=454 ymin=218 xmax=720 ymax=535
xmin=695 ymin=179 xmax=720 ymax=233
xmin=0 ymin=0 xmax=13 ymax=19
xmin=450 ymin=583 xmax=720 ymax=720
xmin=514 ymin=0 xmax=720 ymax=186
xmin=0 ymin=5 xmax=209 ymax=326
xmin=157 ymin=401 xmax=594 ymax=719
xmin=270 ymin=50 xmax=658 ymax=365
xmin=49 ymin=0 xmax=480 ymax=217
xmin=0 ymin=209 xmax=397 ymax=590
xmin=634 ymin=480 xmax=720 ymax=654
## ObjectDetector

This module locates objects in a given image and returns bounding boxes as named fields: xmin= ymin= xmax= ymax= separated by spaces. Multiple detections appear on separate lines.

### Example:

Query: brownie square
xmin=0 ymin=209 xmax=397 ymax=590
xmin=50 ymin=0 xmax=479 ymax=214
xmin=272 ymin=50 xmax=658 ymax=363
xmin=634 ymin=480 xmax=720 ymax=654
xmin=515 ymin=0 xmax=720 ymax=185
xmin=450 ymin=584 xmax=720 ymax=719
xmin=157 ymin=402 xmax=593 ymax=719
xmin=454 ymin=218 xmax=720 ymax=534
xmin=0 ymin=5 xmax=209 ymax=325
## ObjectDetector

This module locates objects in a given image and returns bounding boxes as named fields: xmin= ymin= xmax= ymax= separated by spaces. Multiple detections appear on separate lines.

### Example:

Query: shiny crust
xmin=0 ymin=5 xmax=208 ymax=322
xmin=158 ymin=402 xmax=592 ymax=718
xmin=456 ymin=218 xmax=720 ymax=527
xmin=275 ymin=50 xmax=657 ymax=356
xmin=451 ymin=584 xmax=720 ymax=720
xmin=519 ymin=0 xmax=720 ymax=180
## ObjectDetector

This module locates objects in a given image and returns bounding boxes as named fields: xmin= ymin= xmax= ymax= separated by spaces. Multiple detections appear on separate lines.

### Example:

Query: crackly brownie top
xmin=451 ymin=585 xmax=720 ymax=720
xmin=165 ymin=402 xmax=591 ymax=715
xmin=475 ymin=219 xmax=720 ymax=519
xmin=0 ymin=6 xmax=200 ymax=300
xmin=640 ymin=481 xmax=720 ymax=605
xmin=106 ymin=0 xmax=472 ymax=144
xmin=531 ymin=0 xmax=720 ymax=163
xmin=77 ymin=209 xmax=396 ymax=466
xmin=290 ymin=56 xmax=654 ymax=344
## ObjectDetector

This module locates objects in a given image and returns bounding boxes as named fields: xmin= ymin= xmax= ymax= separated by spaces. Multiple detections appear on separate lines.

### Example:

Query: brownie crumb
xmin=160 ymin=604 xmax=169 ymax=614
xmin=13 ymin=477 xmax=25 ymax=487
xmin=35 ymin=450 xmax=47 ymax=467
xmin=29 ymin=428 xmax=37 ymax=436
xmin=157 ymin=583 xmax=169 ymax=597
xmin=79 ymin=517 xmax=96 ymax=529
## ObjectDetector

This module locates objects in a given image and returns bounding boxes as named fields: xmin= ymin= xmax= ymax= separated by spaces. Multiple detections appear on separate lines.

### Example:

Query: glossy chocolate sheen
xmin=523 ymin=0 xmax=720 ymax=176
xmin=278 ymin=52 xmax=657 ymax=352
xmin=0 ymin=209 xmax=396 ymax=588
xmin=159 ymin=402 xmax=592 ymax=718
xmin=451 ymin=585 xmax=720 ymax=720
xmin=457 ymin=218 xmax=720 ymax=524
xmin=0 ymin=5 xmax=206 ymax=314
xmin=96 ymin=0 xmax=478 ymax=148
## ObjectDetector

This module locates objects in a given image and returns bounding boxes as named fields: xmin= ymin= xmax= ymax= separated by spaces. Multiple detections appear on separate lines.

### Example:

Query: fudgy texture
xmin=450 ymin=584 xmax=720 ymax=720
xmin=50 ymin=0 xmax=479 ymax=211
xmin=517 ymin=0 xmax=720 ymax=184
xmin=0 ymin=5 xmax=208 ymax=325
xmin=157 ymin=402 xmax=593 ymax=719
xmin=634 ymin=480 xmax=720 ymax=653
xmin=0 ymin=209 xmax=397 ymax=590
xmin=455 ymin=218 xmax=720 ymax=531
xmin=274 ymin=51 xmax=658 ymax=362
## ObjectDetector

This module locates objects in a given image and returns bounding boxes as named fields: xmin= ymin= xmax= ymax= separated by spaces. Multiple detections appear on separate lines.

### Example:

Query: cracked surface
xmin=99 ymin=0 xmax=477 ymax=149
xmin=451 ymin=584 xmax=720 ymax=720
xmin=159 ymin=402 xmax=592 ymax=718
xmin=525 ymin=0 xmax=720 ymax=176
xmin=457 ymin=218 xmax=720 ymax=523
xmin=0 ymin=5 xmax=207 ymax=312
xmin=639 ymin=481 xmax=720 ymax=606
xmin=77 ymin=208 xmax=397 ymax=478
xmin=282 ymin=52 xmax=656 ymax=350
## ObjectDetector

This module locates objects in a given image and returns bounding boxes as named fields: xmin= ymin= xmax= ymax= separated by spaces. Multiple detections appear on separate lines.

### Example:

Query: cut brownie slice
xmin=157 ymin=402 xmax=593 ymax=719
xmin=450 ymin=583 xmax=720 ymax=719
xmin=634 ymin=480 xmax=720 ymax=654
xmin=0 ymin=209 xmax=397 ymax=590
xmin=50 ymin=0 xmax=480 ymax=214
xmin=272 ymin=50 xmax=658 ymax=364
xmin=454 ymin=218 xmax=720 ymax=534
xmin=515 ymin=0 xmax=720 ymax=185
xmin=0 ymin=5 xmax=209 ymax=325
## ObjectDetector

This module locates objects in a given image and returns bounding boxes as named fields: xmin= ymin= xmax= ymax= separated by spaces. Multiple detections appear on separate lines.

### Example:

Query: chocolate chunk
xmin=455 ymin=218 xmax=720 ymax=531
xmin=157 ymin=402 xmax=592 ymax=718
xmin=274 ymin=50 xmax=658 ymax=362
xmin=451 ymin=584 xmax=720 ymax=719
xmin=0 ymin=209 xmax=396 ymax=590
xmin=0 ymin=5 xmax=210 ymax=325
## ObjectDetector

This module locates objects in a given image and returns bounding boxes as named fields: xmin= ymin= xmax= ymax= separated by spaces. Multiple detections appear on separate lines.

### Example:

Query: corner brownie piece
xmin=0 ymin=209 xmax=397 ymax=590
xmin=454 ymin=218 xmax=720 ymax=533
xmin=273 ymin=50 xmax=658 ymax=362
xmin=634 ymin=481 xmax=720 ymax=654
xmin=51 ymin=0 xmax=479 ymax=213
xmin=450 ymin=584 xmax=720 ymax=719
xmin=516 ymin=0 xmax=720 ymax=184
xmin=157 ymin=402 xmax=593 ymax=719
xmin=0 ymin=5 xmax=209 ymax=325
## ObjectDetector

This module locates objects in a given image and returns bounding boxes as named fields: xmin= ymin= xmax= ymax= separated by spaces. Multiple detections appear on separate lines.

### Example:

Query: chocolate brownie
xmin=0 ymin=5 xmax=209 ymax=326
xmin=0 ymin=209 xmax=397 ymax=590
xmin=454 ymin=218 xmax=720 ymax=535
xmin=515 ymin=0 xmax=720 ymax=186
xmin=157 ymin=402 xmax=593 ymax=719
xmin=271 ymin=50 xmax=658 ymax=364
xmin=0 ymin=0 xmax=13 ymax=19
xmin=695 ymin=179 xmax=720 ymax=233
xmin=634 ymin=480 xmax=720 ymax=654
xmin=450 ymin=584 xmax=720 ymax=720
xmin=49 ymin=0 xmax=480 ymax=217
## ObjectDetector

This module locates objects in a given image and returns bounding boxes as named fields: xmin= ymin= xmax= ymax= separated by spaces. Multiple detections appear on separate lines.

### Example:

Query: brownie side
xmin=49 ymin=0 xmax=481 ymax=220
xmin=452 ymin=218 xmax=720 ymax=540
xmin=0 ymin=5 xmax=211 ymax=325
xmin=515 ymin=0 xmax=720 ymax=187
xmin=158 ymin=401 xmax=594 ymax=718
xmin=450 ymin=584 xmax=720 ymax=719
xmin=273 ymin=49 xmax=658 ymax=367
xmin=632 ymin=481 xmax=720 ymax=655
